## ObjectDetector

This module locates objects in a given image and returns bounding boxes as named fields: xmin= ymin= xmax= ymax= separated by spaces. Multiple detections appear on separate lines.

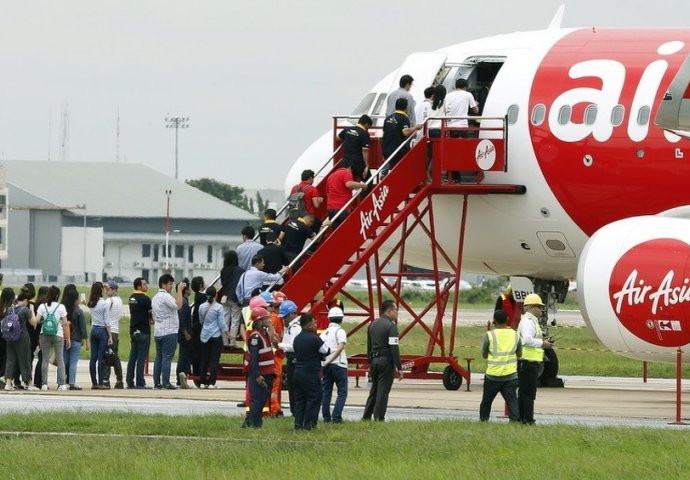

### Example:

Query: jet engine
xmin=577 ymin=216 xmax=690 ymax=363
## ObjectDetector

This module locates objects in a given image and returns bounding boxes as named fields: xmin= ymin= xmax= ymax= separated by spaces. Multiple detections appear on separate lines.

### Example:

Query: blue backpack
xmin=1 ymin=306 xmax=22 ymax=342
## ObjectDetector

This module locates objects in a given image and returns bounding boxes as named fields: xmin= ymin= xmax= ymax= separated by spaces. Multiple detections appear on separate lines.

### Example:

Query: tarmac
xmin=2 ymin=358 xmax=689 ymax=429
xmin=2 ymin=309 xmax=687 ymax=428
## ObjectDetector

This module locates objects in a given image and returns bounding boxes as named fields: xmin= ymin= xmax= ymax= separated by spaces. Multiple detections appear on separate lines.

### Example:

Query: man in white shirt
xmin=320 ymin=307 xmax=348 ymax=423
xmin=104 ymin=280 xmax=124 ymax=389
xmin=444 ymin=78 xmax=479 ymax=133
xmin=236 ymin=226 xmax=263 ymax=271
xmin=152 ymin=273 xmax=184 ymax=389
xmin=386 ymin=74 xmax=417 ymax=125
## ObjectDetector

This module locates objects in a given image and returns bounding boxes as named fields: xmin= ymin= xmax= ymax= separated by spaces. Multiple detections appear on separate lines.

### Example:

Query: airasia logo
xmin=475 ymin=139 xmax=496 ymax=170
xmin=609 ymin=239 xmax=690 ymax=347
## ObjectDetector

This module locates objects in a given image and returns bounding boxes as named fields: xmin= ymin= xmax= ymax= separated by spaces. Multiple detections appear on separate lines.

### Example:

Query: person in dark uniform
xmin=362 ymin=300 xmax=403 ymax=421
xmin=338 ymin=114 xmax=373 ymax=181
xmin=257 ymin=231 xmax=289 ymax=275
xmin=381 ymin=98 xmax=423 ymax=176
xmin=258 ymin=208 xmax=283 ymax=246
xmin=292 ymin=313 xmax=330 ymax=430
xmin=242 ymin=307 xmax=275 ymax=428
xmin=281 ymin=215 xmax=316 ymax=264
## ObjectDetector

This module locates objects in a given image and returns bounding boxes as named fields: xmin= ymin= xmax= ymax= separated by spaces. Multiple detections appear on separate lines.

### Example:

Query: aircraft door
xmin=391 ymin=52 xmax=448 ymax=113
xmin=655 ymin=51 xmax=690 ymax=138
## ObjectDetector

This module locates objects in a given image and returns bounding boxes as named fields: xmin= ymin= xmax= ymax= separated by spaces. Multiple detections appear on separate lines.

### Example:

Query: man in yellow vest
xmin=480 ymin=310 xmax=522 ymax=422
xmin=517 ymin=293 xmax=553 ymax=425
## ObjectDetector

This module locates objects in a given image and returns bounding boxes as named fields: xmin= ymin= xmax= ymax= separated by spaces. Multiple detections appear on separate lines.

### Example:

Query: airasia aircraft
xmin=285 ymin=13 xmax=690 ymax=364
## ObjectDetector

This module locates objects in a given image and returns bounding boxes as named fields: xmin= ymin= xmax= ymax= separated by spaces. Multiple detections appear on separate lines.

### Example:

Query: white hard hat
xmin=327 ymin=307 xmax=344 ymax=318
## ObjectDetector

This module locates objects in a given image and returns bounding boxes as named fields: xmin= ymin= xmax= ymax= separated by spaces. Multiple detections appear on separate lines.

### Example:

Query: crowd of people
xmin=0 ymin=280 xmax=125 ymax=391
xmin=0 ymin=263 xmax=553 ymax=427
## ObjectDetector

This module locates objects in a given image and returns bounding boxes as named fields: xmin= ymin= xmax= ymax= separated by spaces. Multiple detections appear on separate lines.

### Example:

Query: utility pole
xmin=164 ymin=116 xmax=189 ymax=180
xmin=165 ymin=189 xmax=172 ymax=271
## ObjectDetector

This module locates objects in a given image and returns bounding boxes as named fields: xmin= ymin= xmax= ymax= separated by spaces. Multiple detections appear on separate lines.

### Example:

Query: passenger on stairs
xmin=325 ymin=159 xmax=366 ymax=230
xmin=282 ymin=215 xmax=317 ymax=265
xmin=381 ymin=98 xmax=423 ymax=176
xmin=338 ymin=114 xmax=373 ymax=182
xmin=288 ymin=170 xmax=325 ymax=234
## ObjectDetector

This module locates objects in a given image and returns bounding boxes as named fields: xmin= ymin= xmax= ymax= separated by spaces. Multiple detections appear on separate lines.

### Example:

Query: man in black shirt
xmin=258 ymin=209 xmax=283 ymax=246
xmin=362 ymin=299 xmax=403 ymax=421
xmin=282 ymin=215 xmax=316 ymax=263
xmin=292 ymin=313 xmax=330 ymax=430
xmin=126 ymin=277 xmax=153 ymax=389
xmin=257 ymin=231 xmax=290 ymax=274
xmin=338 ymin=114 xmax=372 ymax=181
xmin=381 ymin=98 xmax=423 ymax=175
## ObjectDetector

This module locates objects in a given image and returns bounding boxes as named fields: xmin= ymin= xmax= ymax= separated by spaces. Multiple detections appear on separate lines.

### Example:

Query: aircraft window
xmin=611 ymin=105 xmax=625 ymax=126
xmin=372 ymin=93 xmax=387 ymax=116
xmin=584 ymin=105 xmax=598 ymax=125
xmin=351 ymin=92 xmax=376 ymax=116
xmin=637 ymin=105 xmax=651 ymax=126
xmin=530 ymin=104 xmax=546 ymax=125
xmin=507 ymin=104 xmax=519 ymax=125
xmin=557 ymin=105 xmax=571 ymax=125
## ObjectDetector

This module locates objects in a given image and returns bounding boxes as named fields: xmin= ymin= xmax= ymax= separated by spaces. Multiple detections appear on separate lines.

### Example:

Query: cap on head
xmin=106 ymin=280 xmax=118 ymax=290
xmin=278 ymin=300 xmax=297 ymax=318
xmin=272 ymin=291 xmax=286 ymax=304
xmin=327 ymin=307 xmax=344 ymax=319
xmin=249 ymin=296 xmax=269 ymax=309
xmin=523 ymin=293 xmax=545 ymax=306
xmin=493 ymin=310 xmax=508 ymax=324
xmin=251 ymin=307 xmax=270 ymax=320
xmin=259 ymin=291 xmax=275 ymax=304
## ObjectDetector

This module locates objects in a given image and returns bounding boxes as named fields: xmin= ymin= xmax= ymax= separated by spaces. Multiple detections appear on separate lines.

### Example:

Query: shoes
xmin=193 ymin=379 xmax=201 ymax=388
xmin=69 ymin=385 xmax=83 ymax=391
xmin=178 ymin=372 xmax=188 ymax=389
xmin=102 ymin=384 xmax=111 ymax=390
xmin=154 ymin=384 xmax=163 ymax=390
xmin=164 ymin=384 xmax=178 ymax=390
xmin=26 ymin=385 xmax=40 ymax=391
xmin=14 ymin=384 xmax=25 ymax=390
xmin=104 ymin=382 xmax=111 ymax=389
xmin=57 ymin=385 xmax=68 ymax=391
xmin=274 ymin=410 xmax=285 ymax=418
xmin=0 ymin=377 xmax=6 ymax=388
xmin=236 ymin=401 xmax=246 ymax=407
xmin=208 ymin=385 xmax=219 ymax=389
xmin=114 ymin=382 xmax=124 ymax=390
xmin=92 ymin=384 xmax=108 ymax=390
xmin=41 ymin=385 xmax=48 ymax=391
xmin=4 ymin=383 xmax=14 ymax=391
xmin=126 ymin=384 xmax=135 ymax=389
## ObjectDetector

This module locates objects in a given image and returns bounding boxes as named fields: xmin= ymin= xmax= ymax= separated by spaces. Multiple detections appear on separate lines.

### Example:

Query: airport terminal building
xmin=0 ymin=160 xmax=257 ymax=285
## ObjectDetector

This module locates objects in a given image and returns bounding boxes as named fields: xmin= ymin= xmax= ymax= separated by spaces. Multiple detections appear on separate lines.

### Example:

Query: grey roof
xmin=1 ymin=160 xmax=257 ymax=221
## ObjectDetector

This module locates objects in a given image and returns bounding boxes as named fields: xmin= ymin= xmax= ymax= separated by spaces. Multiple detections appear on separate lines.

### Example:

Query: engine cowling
xmin=577 ymin=216 xmax=690 ymax=363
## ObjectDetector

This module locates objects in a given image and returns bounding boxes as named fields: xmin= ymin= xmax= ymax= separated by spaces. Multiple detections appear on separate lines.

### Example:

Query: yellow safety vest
xmin=519 ymin=314 xmax=544 ymax=362
xmin=486 ymin=329 xmax=519 ymax=376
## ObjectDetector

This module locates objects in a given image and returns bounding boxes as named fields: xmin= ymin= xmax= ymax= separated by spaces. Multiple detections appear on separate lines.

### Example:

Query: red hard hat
xmin=272 ymin=291 xmax=287 ymax=304
xmin=251 ymin=307 xmax=270 ymax=320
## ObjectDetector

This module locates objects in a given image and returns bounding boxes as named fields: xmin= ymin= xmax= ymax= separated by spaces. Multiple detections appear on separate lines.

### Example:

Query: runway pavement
xmin=2 ymin=309 xmax=685 ymax=429
xmin=2 ymin=364 xmax=688 ymax=429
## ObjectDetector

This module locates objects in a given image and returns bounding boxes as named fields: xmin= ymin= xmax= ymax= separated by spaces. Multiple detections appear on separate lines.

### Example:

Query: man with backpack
xmin=288 ymin=169 xmax=324 ymax=234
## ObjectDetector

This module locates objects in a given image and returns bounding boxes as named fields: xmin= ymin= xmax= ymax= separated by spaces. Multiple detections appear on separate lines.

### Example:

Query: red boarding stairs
xmin=277 ymin=116 xmax=525 ymax=390
xmin=208 ymin=116 xmax=525 ymax=390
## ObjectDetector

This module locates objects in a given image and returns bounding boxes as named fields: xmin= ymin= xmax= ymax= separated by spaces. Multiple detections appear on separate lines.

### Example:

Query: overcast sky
xmin=1 ymin=0 xmax=688 ymax=190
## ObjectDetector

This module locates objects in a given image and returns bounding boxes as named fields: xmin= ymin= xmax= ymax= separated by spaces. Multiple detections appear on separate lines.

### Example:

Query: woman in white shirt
xmin=87 ymin=282 xmax=112 ymax=390
xmin=35 ymin=285 xmax=70 ymax=391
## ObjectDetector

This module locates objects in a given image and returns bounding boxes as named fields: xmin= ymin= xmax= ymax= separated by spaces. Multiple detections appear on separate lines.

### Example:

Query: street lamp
xmin=79 ymin=204 xmax=86 ymax=282
xmin=164 ymin=116 xmax=190 ymax=180
xmin=165 ymin=190 xmax=172 ymax=271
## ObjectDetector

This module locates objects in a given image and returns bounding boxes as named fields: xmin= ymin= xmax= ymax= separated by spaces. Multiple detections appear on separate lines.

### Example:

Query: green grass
xmin=0 ymin=413 xmax=688 ymax=479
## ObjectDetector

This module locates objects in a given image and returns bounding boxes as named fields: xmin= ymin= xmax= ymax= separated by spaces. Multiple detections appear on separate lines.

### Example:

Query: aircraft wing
xmin=655 ymin=52 xmax=690 ymax=138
